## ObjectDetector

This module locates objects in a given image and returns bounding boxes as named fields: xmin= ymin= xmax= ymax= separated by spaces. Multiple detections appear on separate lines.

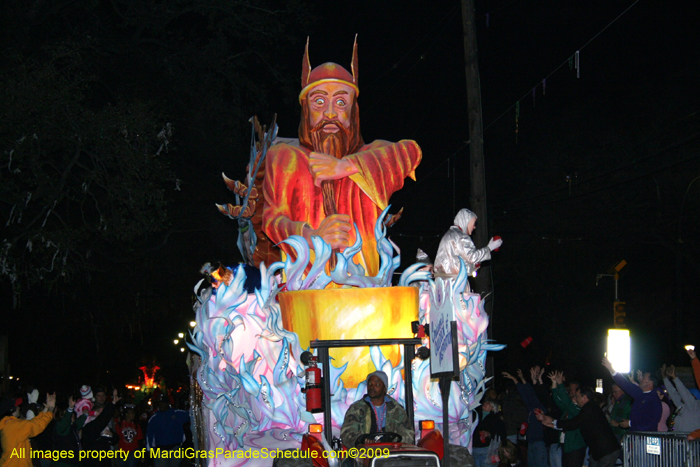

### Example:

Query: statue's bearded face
xmin=300 ymin=82 xmax=362 ymax=159
xmin=308 ymin=82 xmax=354 ymax=130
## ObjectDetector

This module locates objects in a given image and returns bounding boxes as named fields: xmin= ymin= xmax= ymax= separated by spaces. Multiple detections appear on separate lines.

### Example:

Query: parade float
xmin=186 ymin=38 xmax=504 ymax=466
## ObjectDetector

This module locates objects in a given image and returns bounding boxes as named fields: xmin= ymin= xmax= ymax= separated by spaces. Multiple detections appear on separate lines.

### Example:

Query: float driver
xmin=340 ymin=371 xmax=414 ymax=448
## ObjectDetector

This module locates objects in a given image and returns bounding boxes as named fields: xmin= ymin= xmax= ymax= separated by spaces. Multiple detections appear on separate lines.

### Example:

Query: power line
xmin=484 ymin=0 xmax=642 ymax=133
xmin=400 ymin=0 xmax=644 ymax=197
xmin=502 ymin=130 xmax=700 ymax=212
xmin=495 ymin=110 xmax=700 ymax=208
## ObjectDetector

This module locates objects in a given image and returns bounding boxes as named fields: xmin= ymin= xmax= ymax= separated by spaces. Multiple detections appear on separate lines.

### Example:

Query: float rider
xmin=434 ymin=208 xmax=502 ymax=292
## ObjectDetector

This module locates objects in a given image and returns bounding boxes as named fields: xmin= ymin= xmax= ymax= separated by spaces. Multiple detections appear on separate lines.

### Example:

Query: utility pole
xmin=460 ymin=0 xmax=492 ymax=308
xmin=461 ymin=0 xmax=496 ymax=392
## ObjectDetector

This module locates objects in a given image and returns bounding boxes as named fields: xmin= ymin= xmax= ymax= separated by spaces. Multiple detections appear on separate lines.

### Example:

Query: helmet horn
xmin=301 ymin=37 xmax=311 ymax=89
xmin=351 ymin=34 xmax=359 ymax=85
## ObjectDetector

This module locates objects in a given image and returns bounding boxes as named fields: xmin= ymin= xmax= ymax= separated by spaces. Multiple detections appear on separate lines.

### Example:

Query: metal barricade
xmin=622 ymin=432 xmax=700 ymax=467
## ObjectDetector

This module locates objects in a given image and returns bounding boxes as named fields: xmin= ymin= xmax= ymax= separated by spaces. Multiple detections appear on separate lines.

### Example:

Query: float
xmin=186 ymin=37 xmax=504 ymax=466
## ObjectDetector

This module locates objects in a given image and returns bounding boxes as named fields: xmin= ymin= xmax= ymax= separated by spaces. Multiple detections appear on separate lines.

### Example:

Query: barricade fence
xmin=622 ymin=432 xmax=700 ymax=467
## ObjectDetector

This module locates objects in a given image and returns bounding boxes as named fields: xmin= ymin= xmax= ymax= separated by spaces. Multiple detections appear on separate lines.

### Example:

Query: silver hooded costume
xmin=434 ymin=209 xmax=491 ymax=282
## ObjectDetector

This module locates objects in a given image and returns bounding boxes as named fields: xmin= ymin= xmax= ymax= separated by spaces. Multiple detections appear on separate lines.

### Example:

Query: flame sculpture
xmin=139 ymin=364 xmax=161 ymax=389
xmin=188 ymin=208 xmax=504 ymax=465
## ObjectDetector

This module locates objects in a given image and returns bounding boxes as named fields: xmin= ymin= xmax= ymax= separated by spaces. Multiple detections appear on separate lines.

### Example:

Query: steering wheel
xmin=355 ymin=432 xmax=402 ymax=445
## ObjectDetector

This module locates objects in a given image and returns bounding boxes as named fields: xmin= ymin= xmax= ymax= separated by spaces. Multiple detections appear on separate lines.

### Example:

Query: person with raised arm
xmin=687 ymin=345 xmax=700 ymax=389
xmin=52 ymin=396 xmax=85 ymax=467
xmin=0 ymin=392 xmax=56 ymax=467
xmin=502 ymin=369 xmax=547 ymax=467
xmin=81 ymin=389 xmax=121 ymax=467
xmin=548 ymin=371 xmax=587 ymax=467
xmin=434 ymin=209 xmax=502 ymax=292
xmin=601 ymin=357 xmax=661 ymax=432
xmin=661 ymin=363 xmax=700 ymax=432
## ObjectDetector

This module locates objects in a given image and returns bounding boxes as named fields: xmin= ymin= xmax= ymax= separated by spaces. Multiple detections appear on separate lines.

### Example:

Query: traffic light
xmin=613 ymin=302 xmax=626 ymax=328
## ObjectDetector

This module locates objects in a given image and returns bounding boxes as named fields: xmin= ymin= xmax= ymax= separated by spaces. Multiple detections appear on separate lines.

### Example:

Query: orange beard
xmin=310 ymin=120 xmax=352 ymax=159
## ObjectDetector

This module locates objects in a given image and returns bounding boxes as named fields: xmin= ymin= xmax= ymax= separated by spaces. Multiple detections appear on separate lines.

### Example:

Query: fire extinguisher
xmin=305 ymin=356 xmax=323 ymax=413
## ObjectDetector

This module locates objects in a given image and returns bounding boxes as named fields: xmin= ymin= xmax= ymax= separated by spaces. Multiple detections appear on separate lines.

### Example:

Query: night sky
xmin=1 ymin=0 xmax=699 ymax=392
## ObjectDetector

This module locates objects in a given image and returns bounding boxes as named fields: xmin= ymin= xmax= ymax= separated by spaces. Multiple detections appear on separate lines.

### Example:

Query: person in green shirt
xmin=548 ymin=371 xmax=587 ymax=467
xmin=607 ymin=384 xmax=631 ymax=439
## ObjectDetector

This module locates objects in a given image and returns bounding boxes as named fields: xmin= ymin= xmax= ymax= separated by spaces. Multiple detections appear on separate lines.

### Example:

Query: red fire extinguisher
xmin=305 ymin=356 xmax=323 ymax=413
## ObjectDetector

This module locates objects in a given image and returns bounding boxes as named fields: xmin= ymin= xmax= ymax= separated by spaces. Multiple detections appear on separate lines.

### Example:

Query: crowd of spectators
xmin=1 ymin=385 xmax=190 ymax=467
xmin=472 ymin=345 xmax=700 ymax=467
xmin=4 ymin=346 xmax=700 ymax=467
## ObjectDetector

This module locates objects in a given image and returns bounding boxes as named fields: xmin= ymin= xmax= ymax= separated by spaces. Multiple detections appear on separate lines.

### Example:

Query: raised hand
xmin=688 ymin=347 xmax=697 ymax=360
xmin=601 ymin=357 xmax=614 ymax=373
xmin=667 ymin=365 xmax=676 ymax=379
xmin=502 ymin=371 xmax=518 ymax=383
xmin=112 ymin=388 xmax=121 ymax=404
xmin=627 ymin=372 xmax=639 ymax=386
xmin=45 ymin=393 xmax=56 ymax=411
xmin=530 ymin=367 xmax=537 ymax=384
xmin=487 ymin=237 xmax=503 ymax=251
xmin=547 ymin=371 xmax=558 ymax=387
xmin=555 ymin=371 xmax=564 ymax=385
xmin=516 ymin=369 xmax=527 ymax=384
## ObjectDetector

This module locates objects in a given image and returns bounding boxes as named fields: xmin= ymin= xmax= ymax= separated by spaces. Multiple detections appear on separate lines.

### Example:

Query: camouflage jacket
xmin=340 ymin=396 xmax=415 ymax=448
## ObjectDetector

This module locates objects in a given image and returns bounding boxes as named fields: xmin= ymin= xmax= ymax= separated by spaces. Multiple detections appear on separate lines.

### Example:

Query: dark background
xmin=1 ymin=0 xmax=699 ymax=393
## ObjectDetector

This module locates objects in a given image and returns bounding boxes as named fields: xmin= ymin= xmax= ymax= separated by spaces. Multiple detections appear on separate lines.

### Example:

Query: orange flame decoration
xmin=139 ymin=365 xmax=160 ymax=389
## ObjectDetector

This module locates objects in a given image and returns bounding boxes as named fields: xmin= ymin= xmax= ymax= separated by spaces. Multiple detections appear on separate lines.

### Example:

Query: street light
xmin=180 ymin=348 xmax=185 ymax=352
xmin=607 ymin=329 xmax=631 ymax=373
xmin=189 ymin=321 xmax=196 ymax=327
xmin=178 ymin=333 xmax=184 ymax=338
xmin=173 ymin=339 xmax=179 ymax=345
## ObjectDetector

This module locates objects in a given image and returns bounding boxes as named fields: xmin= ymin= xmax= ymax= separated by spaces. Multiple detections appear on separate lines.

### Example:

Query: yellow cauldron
xmin=279 ymin=286 xmax=419 ymax=387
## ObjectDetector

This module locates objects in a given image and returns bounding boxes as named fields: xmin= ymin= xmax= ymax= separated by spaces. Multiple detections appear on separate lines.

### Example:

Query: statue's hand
xmin=309 ymin=152 xmax=358 ymax=187
xmin=309 ymin=214 xmax=352 ymax=250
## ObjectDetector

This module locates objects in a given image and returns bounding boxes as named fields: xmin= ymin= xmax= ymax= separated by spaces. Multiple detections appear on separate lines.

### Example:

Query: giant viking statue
xmin=261 ymin=38 xmax=422 ymax=276
xmin=196 ymin=38 xmax=504 ymax=464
